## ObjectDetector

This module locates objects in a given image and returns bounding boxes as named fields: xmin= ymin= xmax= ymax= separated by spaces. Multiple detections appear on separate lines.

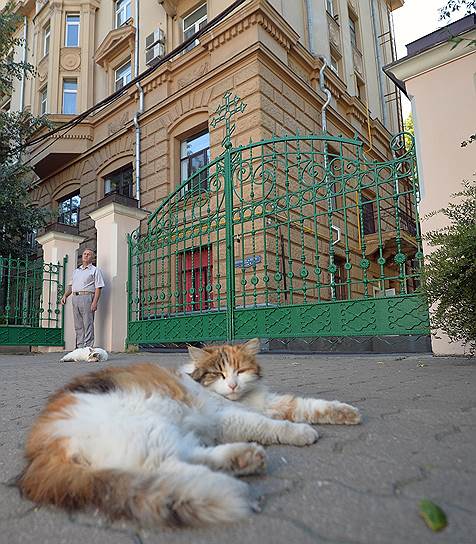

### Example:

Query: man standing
xmin=61 ymin=248 xmax=105 ymax=348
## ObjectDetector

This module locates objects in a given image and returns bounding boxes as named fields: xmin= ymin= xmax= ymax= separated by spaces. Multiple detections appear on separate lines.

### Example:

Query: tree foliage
xmin=439 ymin=0 xmax=476 ymax=20
xmin=0 ymin=1 xmax=50 ymax=257
xmin=422 ymin=180 xmax=476 ymax=354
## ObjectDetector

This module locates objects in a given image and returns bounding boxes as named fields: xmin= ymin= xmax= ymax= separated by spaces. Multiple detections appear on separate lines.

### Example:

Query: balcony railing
xmin=364 ymin=206 xmax=417 ymax=237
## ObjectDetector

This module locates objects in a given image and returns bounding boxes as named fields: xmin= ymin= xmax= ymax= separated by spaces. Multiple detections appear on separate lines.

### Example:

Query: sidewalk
xmin=0 ymin=351 xmax=475 ymax=544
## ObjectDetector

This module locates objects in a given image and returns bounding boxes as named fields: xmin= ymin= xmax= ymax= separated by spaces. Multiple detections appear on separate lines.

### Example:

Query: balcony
xmin=28 ymin=116 xmax=93 ymax=178
xmin=364 ymin=207 xmax=418 ymax=256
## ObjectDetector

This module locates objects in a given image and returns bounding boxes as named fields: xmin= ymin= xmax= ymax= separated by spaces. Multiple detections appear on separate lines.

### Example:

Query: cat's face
xmin=186 ymin=339 xmax=261 ymax=400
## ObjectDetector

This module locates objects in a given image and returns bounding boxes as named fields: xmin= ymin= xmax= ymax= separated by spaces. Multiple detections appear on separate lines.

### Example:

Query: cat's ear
xmin=87 ymin=347 xmax=93 ymax=354
xmin=243 ymin=338 xmax=260 ymax=355
xmin=188 ymin=345 xmax=208 ymax=363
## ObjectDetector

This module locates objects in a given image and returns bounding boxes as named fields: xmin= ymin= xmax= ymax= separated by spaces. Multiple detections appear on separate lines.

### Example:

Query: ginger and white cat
xmin=184 ymin=338 xmax=361 ymax=425
xmin=18 ymin=339 xmax=360 ymax=528
xmin=59 ymin=347 xmax=108 ymax=363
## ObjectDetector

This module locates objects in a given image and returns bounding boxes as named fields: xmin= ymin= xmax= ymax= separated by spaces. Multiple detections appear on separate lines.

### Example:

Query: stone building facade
xmin=2 ymin=0 xmax=405 ymax=246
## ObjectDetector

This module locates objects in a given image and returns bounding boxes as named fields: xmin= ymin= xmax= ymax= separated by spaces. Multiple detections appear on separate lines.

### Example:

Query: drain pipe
xmin=304 ymin=0 xmax=332 ymax=132
xmin=370 ymin=0 xmax=388 ymax=127
xmin=19 ymin=16 xmax=28 ymax=112
xmin=133 ymin=0 xmax=144 ymax=207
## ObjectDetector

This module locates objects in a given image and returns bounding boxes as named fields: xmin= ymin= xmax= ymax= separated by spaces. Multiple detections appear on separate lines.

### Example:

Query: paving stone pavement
xmin=0 ymin=350 xmax=475 ymax=544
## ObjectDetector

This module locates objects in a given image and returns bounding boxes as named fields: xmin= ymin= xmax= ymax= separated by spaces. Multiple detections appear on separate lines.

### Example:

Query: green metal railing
xmin=127 ymin=92 xmax=429 ymax=345
xmin=0 ymin=255 xmax=67 ymax=346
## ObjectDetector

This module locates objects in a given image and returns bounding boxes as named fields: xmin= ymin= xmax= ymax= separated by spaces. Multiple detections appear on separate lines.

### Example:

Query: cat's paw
xmin=227 ymin=443 xmax=267 ymax=476
xmin=330 ymin=402 xmax=361 ymax=425
xmin=286 ymin=423 xmax=319 ymax=446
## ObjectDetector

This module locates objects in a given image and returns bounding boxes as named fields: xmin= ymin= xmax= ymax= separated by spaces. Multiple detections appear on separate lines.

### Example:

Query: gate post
xmin=89 ymin=197 xmax=148 ymax=352
xmin=224 ymin=147 xmax=236 ymax=341
xmin=36 ymin=230 xmax=85 ymax=352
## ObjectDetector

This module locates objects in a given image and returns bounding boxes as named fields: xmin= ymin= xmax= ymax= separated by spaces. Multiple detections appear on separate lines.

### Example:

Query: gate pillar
xmin=90 ymin=198 xmax=148 ymax=352
xmin=36 ymin=230 xmax=85 ymax=352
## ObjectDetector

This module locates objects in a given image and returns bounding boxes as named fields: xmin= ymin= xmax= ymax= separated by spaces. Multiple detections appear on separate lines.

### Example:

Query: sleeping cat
xmin=18 ymin=354 xmax=322 ymax=527
xmin=18 ymin=340 xmax=361 ymax=527
xmin=184 ymin=338 xmax=361 ymax=425
xmin=59 ymin=347 xmax=108 ymax=363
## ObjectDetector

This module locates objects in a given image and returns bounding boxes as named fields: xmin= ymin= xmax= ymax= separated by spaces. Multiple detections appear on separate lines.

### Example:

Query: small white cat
xmin=59 ymin=347 xmax=108 ymax=363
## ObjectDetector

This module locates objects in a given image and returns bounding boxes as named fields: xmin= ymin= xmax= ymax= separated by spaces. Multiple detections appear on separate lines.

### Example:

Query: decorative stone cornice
xmin=202 ymin=0 xmax=300 ymax=53
xmin=95 ymin=24 xmax=135 ymax=68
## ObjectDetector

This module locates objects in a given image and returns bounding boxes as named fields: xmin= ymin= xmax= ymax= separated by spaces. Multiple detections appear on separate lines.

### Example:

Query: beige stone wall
xmin=404 ymin=49 xmax=476 ymax=356
xmin=3 ymin=0 xmax=403 ymax=136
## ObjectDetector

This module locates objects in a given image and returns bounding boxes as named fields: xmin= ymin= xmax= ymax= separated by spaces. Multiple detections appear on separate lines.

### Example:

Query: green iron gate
xmin=127 ymin=92 xmax=430 ymax=345
xmin=0 ymin=255 xmax=67 ymax=346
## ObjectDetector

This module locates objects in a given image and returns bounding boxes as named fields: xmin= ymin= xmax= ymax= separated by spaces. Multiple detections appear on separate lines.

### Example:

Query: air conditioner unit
xmin=145 ymin=42 xmax=165 ymax=66
xmin=145 ymin=28 xmax=165 ymax=49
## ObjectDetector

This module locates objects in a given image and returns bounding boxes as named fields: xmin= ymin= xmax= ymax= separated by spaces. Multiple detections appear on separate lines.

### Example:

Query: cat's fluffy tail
xmin=18 ymin=444 xmax=251 ymax=526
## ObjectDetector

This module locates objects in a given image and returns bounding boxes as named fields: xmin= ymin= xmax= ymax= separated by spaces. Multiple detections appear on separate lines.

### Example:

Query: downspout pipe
xmin=133 ymin=0 xmax=144 ymax=207
xmin=304 ymin=0 xmax=332 ymax=132
xmin=370 ymin=0 xmax=388 ymax=127
xmin=20 ymin=16 xmax=28 ymax=112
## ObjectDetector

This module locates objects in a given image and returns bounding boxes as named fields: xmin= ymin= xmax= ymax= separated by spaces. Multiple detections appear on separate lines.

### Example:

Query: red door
xmin=181 ymin=248 xmax=212 ymax=312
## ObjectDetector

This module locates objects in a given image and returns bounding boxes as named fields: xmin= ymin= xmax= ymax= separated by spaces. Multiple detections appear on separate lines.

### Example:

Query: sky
xmin=392 ymin=0 xmax=457 ymax=117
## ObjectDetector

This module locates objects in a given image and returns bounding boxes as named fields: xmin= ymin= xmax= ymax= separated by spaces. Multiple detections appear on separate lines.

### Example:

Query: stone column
xmin=36 ymin=229 xmax=85 ymax=352
xmin=89 ymin=197 xmax=148 ymax=352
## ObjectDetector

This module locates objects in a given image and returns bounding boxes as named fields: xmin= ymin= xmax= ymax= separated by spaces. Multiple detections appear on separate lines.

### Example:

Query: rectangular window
xmin=115 ymin=61 xmax=132 ymax=91
xmin=362 ymin=195 xmax=376 ymax=235
xmin=40 ymin=86 xmax=47 ymax=115
xmin=349 ymin=12 xmax=360 ymax=51
xmin=104 ymin=164 xmax=134 ymax=197
xmin=333 ymin=256 xmax=347 ymax=301
xmin=116 ymin=0 xmax=131 ymax=28
xmin=65 ymin=14 xmax=80 ymax=47
xmin=62 ymin=79 xmax=77 ymax=114
xmin=43 ymin=22 xmax=50 ymax=56
xmin=58 ymin=193 xmax=81 ymax=226
xmin=180 ymin=130 xmax=210 ymax=193
xmin=180 ymin=247 xmax=213 ymax=312
xmin=183 ymin=4 xmax=207 ymax=51
xmin=326 ymin=0 xmax=335 ymax=17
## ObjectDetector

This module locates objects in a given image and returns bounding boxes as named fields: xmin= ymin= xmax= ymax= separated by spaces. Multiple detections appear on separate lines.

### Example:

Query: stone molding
xmin=89 ymin=202 xmax=149 ymax=223
xmin=37 ymin=231 xmax=85 ymax=246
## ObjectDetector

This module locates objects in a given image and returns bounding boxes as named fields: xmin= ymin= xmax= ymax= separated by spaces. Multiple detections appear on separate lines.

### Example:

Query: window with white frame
xmin=183 ymin=4 xmax=207 ymax=52
xmin=40 ymin=86 xmax=47 ymax=114
xmin=180 ymin=130 xmax=210 ymax=193
xmin=115 ymin=61 xmax=132 ymax=91
xmin=115 ymin=0 xmax=131 ymax=28
xmin=62 ymin=79 xmax=77 ymax=114
xmin=43 ymin=22 xmax=50 ymax=56
xmin=65 ymin=14 xmax=80 ymax=47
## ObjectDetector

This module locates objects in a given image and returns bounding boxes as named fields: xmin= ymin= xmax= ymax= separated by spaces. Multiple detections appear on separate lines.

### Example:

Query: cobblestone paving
xmin=0 ymin=351 xmax=475 ymax=544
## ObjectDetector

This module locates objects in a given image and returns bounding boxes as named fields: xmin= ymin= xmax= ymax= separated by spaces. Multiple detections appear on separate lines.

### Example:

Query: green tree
xmin=0 ymin=1 xmax=50 ymax=258
xmin=439 ymin=0 xmax=476 ymax=20
xmin=422 ymin=180 xmax=476 ymax=354
xmin=403 ymin=113 xmax=414 ymax=152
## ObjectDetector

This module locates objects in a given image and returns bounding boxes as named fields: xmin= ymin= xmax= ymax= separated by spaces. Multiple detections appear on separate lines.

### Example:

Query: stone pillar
xmin=36 ymin=229 xmax=85 ymax=352
xmin=89 ymin=198 xmax=148 ymax=352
